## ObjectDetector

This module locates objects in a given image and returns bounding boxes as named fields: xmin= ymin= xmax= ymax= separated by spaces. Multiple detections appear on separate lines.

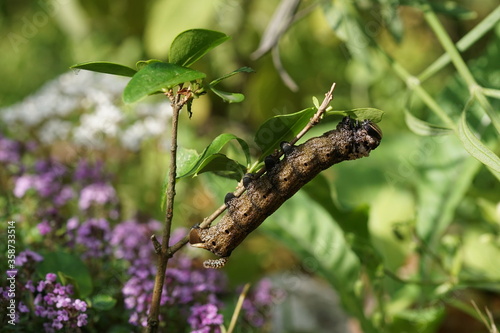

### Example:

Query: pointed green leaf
xmin=209 ymin=86 xmax=245 ymax=103
xmin=326 ymin=108 xmax=385 ymax=123
xmin=196 ymin=153 xmax=247 ymax=180
xmin=415 ymin=135 xmax=481 ymax=244
xmin=254 ymin=107 xmax=316 ymax=161
xmin=209 ymin=67 xmax=255 ymax=86
xmin=70 ymin=61 xmax=137 ymax=77
xmin=404 ymin=109 xmax=453 ymax=136
xmin=123 ymin=62 xmax=205 ymax=103
xmin=262 ymin=192 xmax=377 ymax=332
xmin=169 ymin=29 xmax=230 ymax=67
xmin=458 ymin=111 xmax=500 ymax=174
xmin=176 ymin=133 xmax=250 ymax=180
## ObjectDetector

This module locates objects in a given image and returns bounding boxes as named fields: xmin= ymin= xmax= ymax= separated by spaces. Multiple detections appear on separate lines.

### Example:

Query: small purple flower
xmin=54 ymin=186 xmax=74 ymax=206
xmin=73 ymin=299 xmax=87 ymax=311
xmin=46 ymin=273 xmax=57 ymax=283
xmin=0 ymin=135 xmax=22 ymax=164
xmin=55 ymin=296 xmax=71 ymax=308
xmin=53 ymin=284 xmax=67 ymax=296
xmin=37 ymin=220 xmax=52 ymax=235
xmin=78 ymin=183 xmax=116 ymax=210
xmin=56 ymin=309 xmax=69 ymax=321
xmin=26 ymin=280 xmax=35 ymax=292
xmin=188 ymin=303 xmax=223 ymax=332
xmin=74 ymin=160 xmax=105 ymax=183
xmin=241 ymin=279 xmax=278 ymax=328
xmin=16 ymin=249 xmax=44 ymax=267
xmin=67 ymin=217 xmax=79 ymax=231
xmin=37 ymin=281 xmax=48 ymax=293
xmin=52 ymin=319 xmax=63 ymax=330
xmin=77 ymin=313 xmax=88 ymax=327
xmin=111 ymin=219 xmax=162 ymax=261
xmin=76 ymin=218 xmax=111 ymax=258
xmin=13 ymin=174 xmax=37 ymax=197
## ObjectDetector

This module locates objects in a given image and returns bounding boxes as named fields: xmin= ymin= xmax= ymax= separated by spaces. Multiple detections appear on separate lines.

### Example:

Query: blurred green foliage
xmin=1 ymin=0 xmax=500 ymax=332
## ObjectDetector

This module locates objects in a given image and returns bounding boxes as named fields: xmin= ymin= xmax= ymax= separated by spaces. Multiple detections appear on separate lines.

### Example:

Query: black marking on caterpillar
xmin=264 ymin=155 xmax=279 ymax=170
xmin=190 ymin=116 xmax=382 ymax=268
xmin=224 ymin=192 xmax=236 ymax=206
xmin=280 ymin=141 xmax=294 ymax=155
xmin=242 ymin=173 xmax=255 ymax=189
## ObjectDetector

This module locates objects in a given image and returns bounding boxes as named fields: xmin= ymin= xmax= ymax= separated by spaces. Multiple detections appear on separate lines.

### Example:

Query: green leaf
xmin=36 ymin=251 xmax=93 ymax=298
xmin=123 ymin=62 xmax=205 ymax=103
xmin=169 ymin=29 xmax=230 ymax=67
xmin=262 ymin=192 xmax=377 ymax=332
xmin=254 ymin=107 xmax=316 ymax=161
xmin=458 ymin=111 xmax=500 ymax=175
xmin=404 ymin=109 xmax=453 ymax=136
xmin=303 ymin=175 xmax=384 ymax=272
xmin=176 ymin=133 xmax=250 ymax=180
xmin=209 ymin=86 xmax=245 ymax=103
xmin=321 ymin=1 xmax=372 ymax=65
xmin=415 ymin=135 xmax=481 ymax=245
xmin=196 ymin=153 xmax=247 ymax=180
xmin=326 ymin=108 xmax=385 ymax=123
xmin=206 ymin=67 xmax=254 ymax=103
xmin=92 ymin=294 xmax=117 ymax=311
xmin=209 ymin=67 xmax=255 ymax=86
xmin=70 ymin=61 xmax=137 ymax=77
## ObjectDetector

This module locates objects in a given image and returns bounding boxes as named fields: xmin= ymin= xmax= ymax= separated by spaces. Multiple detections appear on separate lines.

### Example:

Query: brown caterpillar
xmin=189 ymin=116 xmax=382 ymax=268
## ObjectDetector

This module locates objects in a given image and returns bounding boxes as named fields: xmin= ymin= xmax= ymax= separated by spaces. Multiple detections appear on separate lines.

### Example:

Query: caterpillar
xmin=189 ymin=116 xmax=382 ymax=268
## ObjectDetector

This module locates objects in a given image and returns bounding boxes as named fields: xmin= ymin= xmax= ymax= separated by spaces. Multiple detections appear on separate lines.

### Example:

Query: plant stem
xmin=226 ymin=283 xmax=251 ymax=333
xmin=418 ymin=5 xmax=500 ymax=82
xmin=167 ymin=83 xmax=337 ymax=256
xmin=421 ymin=2 xmax=500 ymax=134
xmin=147 ymin=96 xmax=182 ymax=332
xmin=378 ymin=47 xmax=456 ymax=130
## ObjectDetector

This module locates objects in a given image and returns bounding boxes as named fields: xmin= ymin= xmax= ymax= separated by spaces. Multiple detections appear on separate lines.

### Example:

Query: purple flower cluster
xmin=74 ymin=218 xmax=112 ymax=259
xmin=74 ymin=159 xmax=107 ymax=183
xmin=2 ymin=250 xmax=88 ymax=332
xmin=15 ymin=249 xmax=44 ymax=267
xmin=242 ymin=279 xmax=279 ymax=328
xmin=188 ymin=303 xmax=223 ymax=333
xmin=29 ymin=273 xmax=88 ymax=333
xmin=0 ymin=133 xmax=22 ymax=164
xmin=2 ymin=134 xmax=281 ymax=331
xmin=14 ymin=160 xmax=72 ymax=204
xmin=113 ymin=222 xmax=227 ymax=330
xmin=78 ymin=183 xmax=117 ymax=210
xmin=9 ymin=152 xmax=119 ymax=259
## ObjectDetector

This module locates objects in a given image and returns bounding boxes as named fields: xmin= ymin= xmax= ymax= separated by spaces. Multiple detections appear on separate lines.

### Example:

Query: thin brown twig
xmin=147 ymin=90 xmax=186 ymax=332
xmin=167 ymin=82 xmax=337 ymax=256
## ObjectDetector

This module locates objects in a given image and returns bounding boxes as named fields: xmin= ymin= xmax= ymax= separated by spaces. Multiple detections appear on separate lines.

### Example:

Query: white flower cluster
xmin=1 ymin=71 xmax=172 ymax=151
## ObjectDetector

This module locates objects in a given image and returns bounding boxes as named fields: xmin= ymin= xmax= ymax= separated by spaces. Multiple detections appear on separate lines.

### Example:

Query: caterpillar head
xmin=189 ymin=222 xmax=243 ymax=258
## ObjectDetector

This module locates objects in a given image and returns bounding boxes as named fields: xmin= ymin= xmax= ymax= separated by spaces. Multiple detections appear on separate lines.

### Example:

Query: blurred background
xmin=1 ymin=0 xmax=500 ymax=332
